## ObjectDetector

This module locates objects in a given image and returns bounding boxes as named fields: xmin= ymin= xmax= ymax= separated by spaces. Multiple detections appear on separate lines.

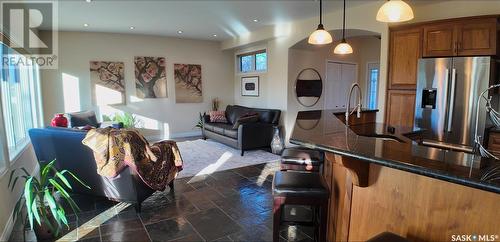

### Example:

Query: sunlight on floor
xmin=188 ymin=151 xmax=233 ymax=183
xmin=252 ymin=163 xmax=276 ymax=187
xmin=56 ymin=202 xmax=131 ymax=241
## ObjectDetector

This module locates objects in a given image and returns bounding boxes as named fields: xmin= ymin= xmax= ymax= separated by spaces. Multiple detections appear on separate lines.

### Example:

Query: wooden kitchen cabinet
xmin=456 ymin=18 xmax=497 ymax=56
xmin=487 ymin=131 xmax=500 ymax=158
xmin=388 ymin=27 xmax=422 ymax=89
xmin=423 ymin=17 xmax=497 ymax=57
xmin=385 ymin=90 xmax=416 ymax=128
xmin=423 ymin=22 xmax=456 ymax=57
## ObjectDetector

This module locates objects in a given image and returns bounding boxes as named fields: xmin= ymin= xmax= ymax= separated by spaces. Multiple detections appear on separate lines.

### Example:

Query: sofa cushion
xmin=68 ymin=110 xmax=99 ymax=128
xmin=205 ymin=123 xmax=233 ymax=136
xmin=209 ymin=111 xmax=227 ymax=123
xmin=225 ymin=105 xmax=280 ymax=125
xmin=223 ymin=129 xmax=238 ymax=139
xmin=232 ymin=113 xmax=259 ymax=129
xmin=225 ymin=105 xmax=249 ymax=124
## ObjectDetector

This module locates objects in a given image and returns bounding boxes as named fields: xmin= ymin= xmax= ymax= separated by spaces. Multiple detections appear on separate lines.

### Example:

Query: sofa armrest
xmin=203 ymin=114 xmax=211 ymax=124
xmin=238 ymin=122 xmax=275 ymax=150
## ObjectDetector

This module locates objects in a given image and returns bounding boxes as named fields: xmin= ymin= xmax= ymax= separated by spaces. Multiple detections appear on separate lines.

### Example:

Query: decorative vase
xmin=271 ymin=126 xmax=284 ymax=155
xmin=50 ymin=113 xmax=68 ymax=127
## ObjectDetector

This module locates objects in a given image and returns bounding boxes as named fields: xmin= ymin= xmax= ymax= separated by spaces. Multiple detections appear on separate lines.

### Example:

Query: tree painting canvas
xmin=90 ymin=61 xmax=125 ymax=104
xmin=134 ymin=56 xmax=167 ymax=98
xmin=174 ymin=64 xmax=202 ymax=103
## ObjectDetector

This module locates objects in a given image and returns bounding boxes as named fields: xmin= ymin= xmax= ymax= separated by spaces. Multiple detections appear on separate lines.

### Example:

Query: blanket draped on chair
xmin=82 ymin=127 xmax=183 ymax=191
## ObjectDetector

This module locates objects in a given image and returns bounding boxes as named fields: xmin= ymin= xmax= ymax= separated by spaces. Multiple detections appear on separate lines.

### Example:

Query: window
xmin=366 ymin=63 xmax=380 ymax=109
xmin=238 ymin=50 xmax=267 ymax=73
xmin=0 ymin=43 xmax=41 ymax=163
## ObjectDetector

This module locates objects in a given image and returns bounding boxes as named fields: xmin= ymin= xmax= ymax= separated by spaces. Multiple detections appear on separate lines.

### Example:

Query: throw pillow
xmin=209 ymin=111 xmax=227 ymax=123
xmin=232 ymin=113 xmax=259 ymax=129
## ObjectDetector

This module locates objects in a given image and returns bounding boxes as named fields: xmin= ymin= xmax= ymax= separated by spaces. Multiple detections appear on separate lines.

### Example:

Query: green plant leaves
xmin=60 ymin=170 xmax=91 ymax=189
xmin=24 ymin=177 xmax=34 ymax=229
xmin=11 ymin=159 xmax=89 ymax=235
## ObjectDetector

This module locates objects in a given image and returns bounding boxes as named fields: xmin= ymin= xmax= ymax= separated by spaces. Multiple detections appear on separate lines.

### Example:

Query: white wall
xmin=222 ymin=0 xmax=500 ymax=143
xmin=41 ymin=31 xmax=234 ymax=138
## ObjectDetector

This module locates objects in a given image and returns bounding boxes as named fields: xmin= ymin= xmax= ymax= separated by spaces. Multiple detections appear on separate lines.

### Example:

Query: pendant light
xmin=376 ymin=0 xmax=414 ymax=23
xmin=334 ymin=0 xmax=353 ymax=55
xmin=308 ymin=0 xmax=332 ymax=45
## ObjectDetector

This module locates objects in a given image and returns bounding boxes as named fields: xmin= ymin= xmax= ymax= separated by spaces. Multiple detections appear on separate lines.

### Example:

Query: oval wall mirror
xmin=295 ymin=68 xmax=323 ymax=107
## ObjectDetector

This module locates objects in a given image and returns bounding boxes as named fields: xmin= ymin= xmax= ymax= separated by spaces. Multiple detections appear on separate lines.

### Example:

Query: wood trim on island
xmin=323 ymin=153 xmax=500 ymax=242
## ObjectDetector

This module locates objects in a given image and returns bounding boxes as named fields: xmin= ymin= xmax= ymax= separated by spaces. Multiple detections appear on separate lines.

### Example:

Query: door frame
xmin=324 ymin=60 xmax=359 ymax=109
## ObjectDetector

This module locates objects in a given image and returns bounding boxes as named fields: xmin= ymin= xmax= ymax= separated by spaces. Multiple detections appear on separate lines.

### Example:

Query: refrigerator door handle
xmin=447 ymin=68 xmax=457 ymax=132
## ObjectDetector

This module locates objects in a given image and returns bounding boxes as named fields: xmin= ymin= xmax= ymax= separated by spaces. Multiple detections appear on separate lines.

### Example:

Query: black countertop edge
xmin=290 ymin=138 xmax=500 ymax=195
xmin=331 ymin=109 xmax=379 ymax=115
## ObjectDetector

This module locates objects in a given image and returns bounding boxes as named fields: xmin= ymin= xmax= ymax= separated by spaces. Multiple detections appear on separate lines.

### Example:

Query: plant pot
xmin=34 ymin=222 xmax=56 ymax=240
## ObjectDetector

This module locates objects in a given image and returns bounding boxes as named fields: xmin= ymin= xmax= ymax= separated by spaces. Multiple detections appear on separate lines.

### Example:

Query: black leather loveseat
xmin=203 ymin=105 xmax=281 ymax=156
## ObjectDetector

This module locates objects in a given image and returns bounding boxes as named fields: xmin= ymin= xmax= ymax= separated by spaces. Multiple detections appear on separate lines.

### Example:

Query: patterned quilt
xmin=82 ymin=127 xmax=183 ymax=191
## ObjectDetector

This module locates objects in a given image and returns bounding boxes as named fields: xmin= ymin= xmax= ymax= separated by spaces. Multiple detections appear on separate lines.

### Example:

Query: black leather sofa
xmin=202 ymin=105 xmax=281 ymax=156
xmin=28 ymin=127 xmax=156 ymax=212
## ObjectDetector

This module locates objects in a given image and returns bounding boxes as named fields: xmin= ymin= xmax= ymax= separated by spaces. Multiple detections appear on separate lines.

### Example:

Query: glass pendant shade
xmin=308 ymin=25 xmax=333 ymax=45
xmin=334 ymin=40 xmax=353 ymax=54
xmin=376 ymin=0 xmax=414 ymax=23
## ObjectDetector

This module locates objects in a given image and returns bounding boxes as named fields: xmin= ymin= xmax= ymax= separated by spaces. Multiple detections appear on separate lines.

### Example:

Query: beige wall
xmin=222 ymin=0 xmax=500 ymax=142
xmin=234 ymin=44 xmax=270 ymax=108
xmin=41 ymin=31 xmax=234 ymax=138
xmin=287 ymin=36 xmax=381 ymax=141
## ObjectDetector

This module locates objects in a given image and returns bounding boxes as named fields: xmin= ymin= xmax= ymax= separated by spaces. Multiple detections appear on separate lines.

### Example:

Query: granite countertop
xmin=290 ymin=110 xmax=500 ymax=194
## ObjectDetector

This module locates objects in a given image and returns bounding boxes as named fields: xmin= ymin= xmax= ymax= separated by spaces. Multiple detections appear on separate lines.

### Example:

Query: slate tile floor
xmin=9 ymin=162 xmax=314 ymax=242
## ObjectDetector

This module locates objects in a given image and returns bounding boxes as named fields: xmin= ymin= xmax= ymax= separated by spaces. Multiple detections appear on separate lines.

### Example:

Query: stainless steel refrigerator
xmin=414 ymin=57 xmax=495 ymax=151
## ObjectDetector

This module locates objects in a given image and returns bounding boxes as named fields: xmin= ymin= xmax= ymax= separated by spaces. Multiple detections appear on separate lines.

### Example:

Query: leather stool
xmin=280 ymin=147 xmax=324 ymax=172
xmin=272 ymin=171 xmax=329 ymax=242
xmin=367 ymin=232 xmax=408 ymax=242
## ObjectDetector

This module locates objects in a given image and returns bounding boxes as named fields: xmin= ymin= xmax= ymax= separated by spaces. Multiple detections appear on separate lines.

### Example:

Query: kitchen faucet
xmin=345 ymin=83 xmax=362 ymax=126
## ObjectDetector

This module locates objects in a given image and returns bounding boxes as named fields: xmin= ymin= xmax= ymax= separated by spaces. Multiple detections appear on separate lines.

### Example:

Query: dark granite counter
xmin=290 ymin=110 xmax=500 ymax=194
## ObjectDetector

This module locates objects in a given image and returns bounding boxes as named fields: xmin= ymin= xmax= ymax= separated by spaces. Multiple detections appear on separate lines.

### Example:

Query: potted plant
xmin=8 ymin=160 xmax=90 ymax=240
xmin=195 ymin=112 xmax=206 ymax=129
xmin=103 ymin=112 xmax=142 ymax=128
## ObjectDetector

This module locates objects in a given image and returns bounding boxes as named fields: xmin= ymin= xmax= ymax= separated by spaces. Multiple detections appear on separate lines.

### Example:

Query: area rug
xmin=175 ymin=139 xmax=280 ymax=178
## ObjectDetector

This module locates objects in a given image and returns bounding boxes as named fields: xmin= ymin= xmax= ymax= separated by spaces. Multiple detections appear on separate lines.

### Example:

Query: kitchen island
xmin=290 ymin=110 xmax=500 ymax=242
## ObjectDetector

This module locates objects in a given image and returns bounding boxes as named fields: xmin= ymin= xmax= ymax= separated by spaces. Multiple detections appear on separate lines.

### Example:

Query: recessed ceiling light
xmin=85 ymin=0 xmax=92 ymax=3
xmin=212 ymin=34 xmax=217 ymax=37
xmin=83 ymin=23 xmax=89 ymax=27
xmin=129 ymin=26 xmax=135 ymax=30
xmin=253 ymin=19 xmax=259 ymax=22
xmin=177 ymin=30 xmax=183 ymax=34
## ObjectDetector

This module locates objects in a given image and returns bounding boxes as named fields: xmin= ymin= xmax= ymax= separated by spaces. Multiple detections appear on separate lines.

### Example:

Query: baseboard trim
xmin=0 ymin=162 xmax=40 ymax=242
xmin=170 ymin=131 xmax=202 ymax=138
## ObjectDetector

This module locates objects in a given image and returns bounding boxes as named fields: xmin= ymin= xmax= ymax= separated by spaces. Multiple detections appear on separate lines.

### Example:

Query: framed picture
xmin=241 ymin=76 xmax=259 ymax=96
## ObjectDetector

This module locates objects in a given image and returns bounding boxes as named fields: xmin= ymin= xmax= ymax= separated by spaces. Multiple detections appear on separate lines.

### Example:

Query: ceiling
xmin=54 ymin=0 xmax=371 ymax=41
xmin=291 ymin=29 xmax=381 ymax=49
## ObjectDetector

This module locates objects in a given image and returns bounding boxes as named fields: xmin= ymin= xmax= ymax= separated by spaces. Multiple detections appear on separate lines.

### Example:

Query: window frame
xmin=0 ymin=42 xmax=43 ymax=177
xmin=365 ymin=62 xmax=380 ymax=110
xmin=237 ymin=49 xmax=267 ymax=74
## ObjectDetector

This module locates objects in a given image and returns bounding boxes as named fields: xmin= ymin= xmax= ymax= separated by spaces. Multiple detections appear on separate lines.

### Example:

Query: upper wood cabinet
xmin=388 ymin=28 xmax=422 ymax=89
xmin=457 ymin=18 xmax=497 ymax=56
xmin=423 ymin=23 xmax=456 ymax=57
xmin=423 ymin=17 xmax=498 ymax=57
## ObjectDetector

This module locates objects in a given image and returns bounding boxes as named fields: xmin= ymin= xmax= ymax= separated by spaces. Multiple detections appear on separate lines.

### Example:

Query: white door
xmin=325 ymin=62 xmax=357 ymax=109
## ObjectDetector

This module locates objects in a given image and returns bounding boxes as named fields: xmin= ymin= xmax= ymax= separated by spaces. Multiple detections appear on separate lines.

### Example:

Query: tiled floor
xmin=9 ymin=162 xmax=315 ymax=242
